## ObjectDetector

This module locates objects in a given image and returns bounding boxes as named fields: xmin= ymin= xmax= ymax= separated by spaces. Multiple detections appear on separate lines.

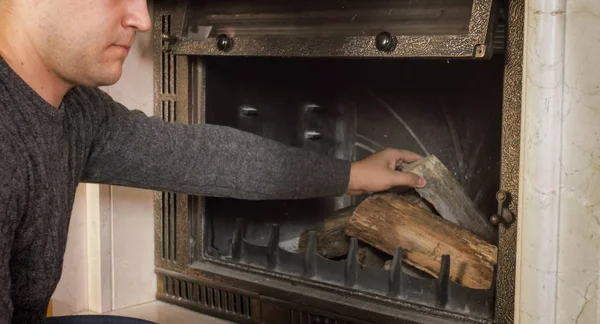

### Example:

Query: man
xmin=0 ymin=0 xmax=426 ymax=323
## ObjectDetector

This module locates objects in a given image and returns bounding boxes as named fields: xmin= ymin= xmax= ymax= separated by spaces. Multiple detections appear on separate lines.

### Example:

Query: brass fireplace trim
xmin=494 ymin=0 xmax=524 ymax=322
xmin=158 ymin=0 xmax=500 ymax=59
xmin=152 ymin=0 xmax=524 ymax=322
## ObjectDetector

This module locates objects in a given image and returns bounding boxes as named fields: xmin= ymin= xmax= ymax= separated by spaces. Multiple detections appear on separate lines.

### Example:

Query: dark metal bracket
xmin=489 ymin=190 xmax=514 ymax=226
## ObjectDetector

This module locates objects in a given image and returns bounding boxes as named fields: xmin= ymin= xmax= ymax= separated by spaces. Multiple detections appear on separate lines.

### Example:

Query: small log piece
xmin=345 ymin=193 xmax=497 ymax=289
xmin=383 ymin=260 xmax=433 ymax=279
xmin=296 ymin=208 xmax=388 ymax=267
xmin=297 ymin=206 xmax=355 ymax=258
xmin=357 ymin=245 xmax=389 ymax=268
xmin=402 ymin=155 xmax=496 ymax=243
xmin=397 ymin=190 xmax=436 ymax=214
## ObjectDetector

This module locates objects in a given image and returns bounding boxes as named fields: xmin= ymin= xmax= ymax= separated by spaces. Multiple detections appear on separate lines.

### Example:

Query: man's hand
xmin=347 ymin=148 xmax=426 ymax=195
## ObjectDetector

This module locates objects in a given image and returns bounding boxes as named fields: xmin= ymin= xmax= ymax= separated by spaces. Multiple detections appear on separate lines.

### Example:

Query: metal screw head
xmin=490 ymin=214 xmax=501 ymax=226
xmin=161 ymin=34 xmax=178 ymax=53
xmin=216 ymin=34 xmax=234 ymax=52
xmin=475 ymin=44 xmax=487 ymax=58
xmin=375 ymin=31 xmax=397 ymax=52
xmin=496 ymin=191 xmax=506 ymax=201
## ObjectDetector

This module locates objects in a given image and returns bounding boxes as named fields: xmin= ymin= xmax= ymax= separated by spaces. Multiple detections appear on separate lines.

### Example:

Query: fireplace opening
xmin=189 ymin=55 xmax=505 ymax=320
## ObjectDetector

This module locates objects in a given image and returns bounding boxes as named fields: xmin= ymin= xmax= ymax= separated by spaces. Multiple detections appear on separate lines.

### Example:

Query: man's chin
xmin=86 ymin=66 xmax=123 ymax=87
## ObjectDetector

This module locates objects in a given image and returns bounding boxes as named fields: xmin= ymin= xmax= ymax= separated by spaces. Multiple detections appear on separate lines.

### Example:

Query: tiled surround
xmin=516 ymin=0 xmax=600 ymax=323
xmin=51 ymin=185 xmax=89 ymax=316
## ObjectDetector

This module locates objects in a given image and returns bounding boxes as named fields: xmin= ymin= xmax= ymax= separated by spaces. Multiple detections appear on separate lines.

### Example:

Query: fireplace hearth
xmin=152 ymin=0 xmax=523 ymax=323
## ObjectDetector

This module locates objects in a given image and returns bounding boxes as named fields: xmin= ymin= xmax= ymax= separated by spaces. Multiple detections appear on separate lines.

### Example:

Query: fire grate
xmin=225 ymin=218 xmax=496 ymax=319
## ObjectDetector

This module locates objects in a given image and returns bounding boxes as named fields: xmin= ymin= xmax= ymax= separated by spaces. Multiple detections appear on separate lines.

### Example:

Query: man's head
xmin=1 ymin=0 xmax=151 ymax=88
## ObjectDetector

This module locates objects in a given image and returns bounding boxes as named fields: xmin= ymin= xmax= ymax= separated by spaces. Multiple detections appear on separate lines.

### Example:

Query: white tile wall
xmin=52 ymin=185 xmax=89 ymax=316
xmin=556 ymin=0 xmax=600 ymax=322
xmin=516 ymin=0 xmax=600 ymax=323
xmin=110 ymin=186 xmax=155 ymax=309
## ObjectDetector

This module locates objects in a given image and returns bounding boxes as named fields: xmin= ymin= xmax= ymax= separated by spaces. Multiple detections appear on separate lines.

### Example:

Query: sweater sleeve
xmin=80 ymin=90 xmax=351 ymax=200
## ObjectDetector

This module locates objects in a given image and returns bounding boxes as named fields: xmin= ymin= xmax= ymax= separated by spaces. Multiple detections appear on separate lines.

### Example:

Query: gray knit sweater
xmin=0 ymin=56 xmax=350 ymax=323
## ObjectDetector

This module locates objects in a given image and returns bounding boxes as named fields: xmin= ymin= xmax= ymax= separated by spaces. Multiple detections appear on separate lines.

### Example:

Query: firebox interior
xmin=199 ymin=56 xmax=504 ymax=260
xmin=184 ymin=56 xmax=506 ymax=320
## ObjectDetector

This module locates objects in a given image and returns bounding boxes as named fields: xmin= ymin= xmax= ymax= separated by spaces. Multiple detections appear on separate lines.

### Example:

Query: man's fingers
xmin=385 ymin=148 xmax=423 ymax=164
xmin=389 ymin=170 xmax=426 ymax=188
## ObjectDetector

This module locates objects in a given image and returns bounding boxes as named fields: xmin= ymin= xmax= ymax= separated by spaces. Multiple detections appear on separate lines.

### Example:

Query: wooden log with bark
xmin=357 ymin=245 xmax=389 ymax=268
xmin=297 ymin=191 xmax=433 ymax=260
xmin=297 ymin=205 xmax=354 ymax=258
xmin=396 ymin=190 xmax=436 ymax=214
xmin=345 ymin=193 xmax=497 ymax=289
xmin=383 ymin=260 xmax=433 ymax=279
xmin=401 ymin=155 xmax=496 ymax=243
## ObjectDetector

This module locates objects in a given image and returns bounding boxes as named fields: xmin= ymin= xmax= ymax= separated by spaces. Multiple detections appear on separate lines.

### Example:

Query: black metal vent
xmin=291 ymin=310 xmax=349 ymax=324
xmin=161 ymin=100 xmax=177 ymax=122
xmin=163 ymin=276 xmax=253 ymax=318
xmin=161 ymin=14 xmax=177 ymax=95
xmin=158 ymin=14 xmax=179 ymax=262
xmin=160 ymin=192 xmax=177 ymax=261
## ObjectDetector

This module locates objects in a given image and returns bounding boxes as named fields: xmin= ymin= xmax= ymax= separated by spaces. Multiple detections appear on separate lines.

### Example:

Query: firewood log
xmin=357 ymin=245 xmax=389 ymax=268
xmin=383 ymin=260 xmax=433 ymax=279
xmin=345 ymin=193 xmax=497 ymax=289
xmin=297 ymin=206 xmax=354 ymax=258
xmin=396 ymin=190 xmax=436 ymax=214
xmin=297 ymin=191 xmax=433 ymax=259
xmin=402 ymin=155 xmax=496 ymax=243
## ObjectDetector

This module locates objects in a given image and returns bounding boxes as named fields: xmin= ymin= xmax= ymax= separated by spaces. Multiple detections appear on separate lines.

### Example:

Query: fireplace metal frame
xmin=161 ymin=0 xmax=501 ymax=59
xmin=152 ymin=0 xmax=523 ymax=322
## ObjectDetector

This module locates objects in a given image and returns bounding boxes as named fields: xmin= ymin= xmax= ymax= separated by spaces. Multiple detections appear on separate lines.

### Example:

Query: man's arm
xmin=81 ymin=90 xmax=351 ymax=200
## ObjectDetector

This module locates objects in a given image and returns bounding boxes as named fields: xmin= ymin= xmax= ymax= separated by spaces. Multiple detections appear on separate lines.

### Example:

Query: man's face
xmin=29 ymin=0 xmax=151 ymax=87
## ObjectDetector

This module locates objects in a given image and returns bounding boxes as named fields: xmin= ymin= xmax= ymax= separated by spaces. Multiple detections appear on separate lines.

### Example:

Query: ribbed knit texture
xmin=0 ymin=56 xmax=350 ymax=323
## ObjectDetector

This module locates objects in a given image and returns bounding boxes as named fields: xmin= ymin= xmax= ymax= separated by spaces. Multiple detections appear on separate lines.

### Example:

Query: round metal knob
xmin=496 ymin=191 xmax=507 ymax=201
xmin=375 ymin=31 xmax=396 ymax=52
xmin=489 ymin=214 xmax=501 ymax=226
xmin=216 ymin=34 xmax=234 ymax=52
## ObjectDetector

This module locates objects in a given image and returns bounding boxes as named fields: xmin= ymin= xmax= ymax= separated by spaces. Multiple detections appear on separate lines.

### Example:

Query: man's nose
xmin=123 ymin=0 xmax=152 ymax=32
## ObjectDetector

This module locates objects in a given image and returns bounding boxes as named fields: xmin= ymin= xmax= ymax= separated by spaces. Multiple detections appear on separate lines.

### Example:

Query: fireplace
xmin=152 ymin=0 xmax=523 ymax=323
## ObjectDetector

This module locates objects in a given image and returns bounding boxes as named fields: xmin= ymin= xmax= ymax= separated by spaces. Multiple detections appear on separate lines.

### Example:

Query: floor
xmin=75 ymin=301 xmax=233 ymax=324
